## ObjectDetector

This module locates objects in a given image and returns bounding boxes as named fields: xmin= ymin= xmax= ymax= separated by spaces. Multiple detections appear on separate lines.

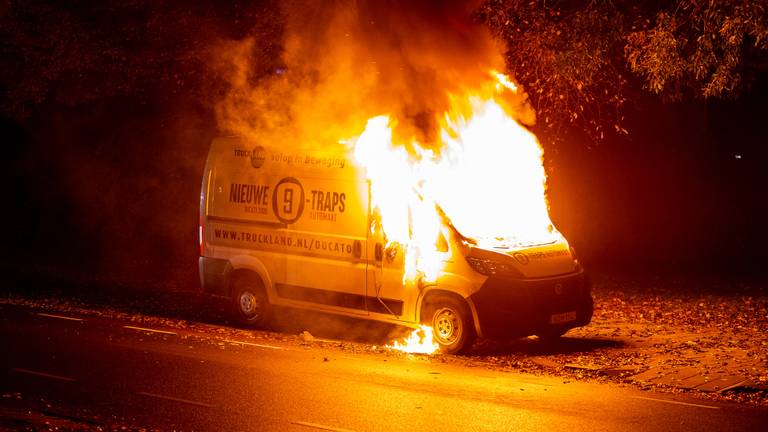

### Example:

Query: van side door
xmin=278 ymin=175 xmax=370 ymax=316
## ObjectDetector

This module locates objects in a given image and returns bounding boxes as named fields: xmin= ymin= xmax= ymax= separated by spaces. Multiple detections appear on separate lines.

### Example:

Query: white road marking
xmin=123 ymin=325 xmax=177 ymax=335
xmin=223 ymin=339 xmax=284 ymax=350
xmin=36 ymin=313 xmax=83 ymax=322
xmin=630 ymin=395 xmax=720 ymax=409
xmin=9 ymin=367 xmax=76 ymax=382
xmin=291 ymin=420 xmax=356 ymax=432
xmin=137 ymin=391 xmax=215 ymax=408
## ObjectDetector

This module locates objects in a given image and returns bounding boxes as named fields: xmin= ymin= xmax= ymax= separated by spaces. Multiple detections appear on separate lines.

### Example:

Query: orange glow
xmin=387 ymin=325 xmax=439 ymax=354
xmin=491 ymin=70 xmax=518 ymax=93
xmin=354 ymin=72 xmax=558 ymax=285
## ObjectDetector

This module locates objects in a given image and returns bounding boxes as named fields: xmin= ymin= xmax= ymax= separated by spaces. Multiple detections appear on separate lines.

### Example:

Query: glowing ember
xmin=387 ymin=325 xmax=439 ymax=355
xmin=491 ymin=70 xmax=518 ymax=92
xmin=354 ymin=72 xmax=558 ymax=284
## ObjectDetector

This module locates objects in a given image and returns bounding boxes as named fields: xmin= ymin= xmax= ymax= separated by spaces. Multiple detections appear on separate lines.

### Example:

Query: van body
xmin=199 ymin=137 xmax=593 ymax=353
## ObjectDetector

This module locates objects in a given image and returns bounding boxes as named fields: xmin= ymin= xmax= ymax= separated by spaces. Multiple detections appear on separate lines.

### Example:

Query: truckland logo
xmin=232 ymin=146 xmax=267 ymax=168
xmin=251 ymin=146 xmax=266 ymax=168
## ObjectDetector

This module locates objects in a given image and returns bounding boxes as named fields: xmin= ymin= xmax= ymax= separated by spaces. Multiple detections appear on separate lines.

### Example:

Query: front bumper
xmin=469 ymin=270 xmax=593 ymax=339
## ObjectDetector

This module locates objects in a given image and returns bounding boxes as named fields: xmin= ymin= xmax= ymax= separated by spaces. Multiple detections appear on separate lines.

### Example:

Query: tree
xmin=0 ymin=0 xmax=282 ymax=121
xmin=625 ymin=0 xmax=768 ymax=99
xmin=478 ymin=0 xmax=768 ymax=140
xmin=2 ymin=1 xmax=766 ymax=140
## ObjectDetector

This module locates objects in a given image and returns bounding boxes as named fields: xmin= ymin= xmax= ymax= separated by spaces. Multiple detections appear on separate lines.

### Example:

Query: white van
xmin=199 ymin=137 xmax=593 ymax=353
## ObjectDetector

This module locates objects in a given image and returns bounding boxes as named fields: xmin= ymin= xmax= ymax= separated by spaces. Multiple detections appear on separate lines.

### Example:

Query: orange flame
xmin=387 ymin=325 xmax=439 ymax=354
xmin=354 ymin=72 xmax=557 ymax=284
xmin=491 ymin=70 xmax=518 ymax=92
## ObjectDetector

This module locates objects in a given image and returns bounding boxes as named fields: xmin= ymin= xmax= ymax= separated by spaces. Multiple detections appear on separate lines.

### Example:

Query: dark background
xmin=1 ymin=1 xmax=766 ymax=293
xmin=548 ymin=83 xmax=768 ymax=277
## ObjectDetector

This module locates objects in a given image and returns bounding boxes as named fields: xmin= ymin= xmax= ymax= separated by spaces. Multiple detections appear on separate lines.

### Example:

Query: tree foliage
xmin=1 ymin=0 xmax=766 ymax=139
xmin=0 ymin=0 xmax=282 ymax=120
xmin=479 ymin=0 xmax=768 ymax=140
xmin=625 ymin=0 xmax=768 ymax=99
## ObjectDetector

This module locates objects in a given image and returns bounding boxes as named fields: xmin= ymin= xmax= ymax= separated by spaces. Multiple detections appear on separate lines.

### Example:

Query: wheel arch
xmin=417 ymin=288 xmax=483 ymax=338
xmin=224 ymin=255 xmax=273 ymax=301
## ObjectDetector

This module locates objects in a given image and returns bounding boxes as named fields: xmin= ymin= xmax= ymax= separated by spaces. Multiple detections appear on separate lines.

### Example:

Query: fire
xmin=491 ymin=70 xmax=518 ymax=92
xmin=388 ymin=325 xmax=439 ymax=355
xmin=213 ymin=2 xmax=560 ymax=355
xmin=353 ymin=72 xmax=558 ymax=285
xmin=354 ymin=119 xmax=445 ymax=283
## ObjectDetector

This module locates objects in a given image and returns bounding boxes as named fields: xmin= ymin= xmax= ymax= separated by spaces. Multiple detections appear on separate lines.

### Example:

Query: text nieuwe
xmin=230 ymin=183 xmax=270 ymax=205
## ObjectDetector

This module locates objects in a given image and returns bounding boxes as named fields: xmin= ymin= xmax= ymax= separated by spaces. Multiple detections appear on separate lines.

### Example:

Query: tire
xmin=230 ymin=274 xmax=270 ymax=327
xmin=422 ymin=295 xmax=476 ymax=355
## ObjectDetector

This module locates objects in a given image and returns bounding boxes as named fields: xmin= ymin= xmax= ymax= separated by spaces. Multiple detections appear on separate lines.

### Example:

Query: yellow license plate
xmin=549 ymin=311 xmax=577 ymax=325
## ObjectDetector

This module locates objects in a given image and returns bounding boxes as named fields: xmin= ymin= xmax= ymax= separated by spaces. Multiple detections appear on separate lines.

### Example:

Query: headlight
xmin=465 ymin=257 xmax=523 ymax=278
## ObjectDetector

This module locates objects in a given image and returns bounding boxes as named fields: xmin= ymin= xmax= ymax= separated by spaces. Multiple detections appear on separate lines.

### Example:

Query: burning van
xmin=199 ymin=128 xmax=593 ymax=354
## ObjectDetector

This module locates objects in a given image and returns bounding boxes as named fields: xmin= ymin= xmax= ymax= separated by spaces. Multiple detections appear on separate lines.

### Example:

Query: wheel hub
xmin=434 ymin=308 xmax=459 ymax=343
xmin=239 ymin=292 xmax=259 ymax=315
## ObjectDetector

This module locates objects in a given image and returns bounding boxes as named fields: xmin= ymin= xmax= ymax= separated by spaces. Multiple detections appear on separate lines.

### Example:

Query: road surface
xmin=2 ymin=302 xmax=767 ymax=431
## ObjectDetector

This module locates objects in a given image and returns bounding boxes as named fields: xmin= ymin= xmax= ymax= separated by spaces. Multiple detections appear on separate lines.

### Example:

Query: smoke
xmin=214 ymin=0 xmax=531 ymax=150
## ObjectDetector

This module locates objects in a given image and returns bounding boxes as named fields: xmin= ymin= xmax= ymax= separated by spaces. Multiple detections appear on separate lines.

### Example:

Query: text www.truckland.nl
xmin=212 ymin=228 xmax=354 ymax=255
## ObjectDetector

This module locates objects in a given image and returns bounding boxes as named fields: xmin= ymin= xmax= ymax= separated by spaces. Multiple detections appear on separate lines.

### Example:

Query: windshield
xmin=434 ymin=203 xmax=561 ymax=250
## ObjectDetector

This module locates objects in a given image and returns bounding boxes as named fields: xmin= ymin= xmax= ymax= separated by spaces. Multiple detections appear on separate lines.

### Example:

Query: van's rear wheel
xmin=230 ymin=275 xmax=270 ymax=327
xmin=422 ymin=296 xmax=475 ymax=355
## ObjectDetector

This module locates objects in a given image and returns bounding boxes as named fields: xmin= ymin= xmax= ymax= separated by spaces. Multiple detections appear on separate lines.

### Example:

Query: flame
xmin=387 ymin=325 xmax=439 ymax=354
xmin=214 ymin=4 xmax=555 ymax=354
xmin=354 ymin=117 xmax=445 ymax=283
xmin=354 ymin=72 xmax=558 ymax=284
xmin=491 ymin=70 xmax=518 ymax=93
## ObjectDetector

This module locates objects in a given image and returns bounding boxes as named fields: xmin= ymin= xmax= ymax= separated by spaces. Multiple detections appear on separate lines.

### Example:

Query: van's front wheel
xmin=230 ymin=275 xmax=270 ymax=327
xmin=422 ymin=296 xmax=475 ymax=355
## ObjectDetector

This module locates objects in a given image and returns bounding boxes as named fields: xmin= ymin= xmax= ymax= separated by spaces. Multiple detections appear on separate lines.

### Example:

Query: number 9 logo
xmin=272 ymin=177 xmax=305 ymax=224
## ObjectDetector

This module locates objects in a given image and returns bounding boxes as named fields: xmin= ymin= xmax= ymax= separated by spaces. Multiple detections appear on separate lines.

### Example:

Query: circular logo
xmin=512 ymin=252 xmax=529 ymax=265
xmin=272 ymin=177 xmax=305 ymax=224
xmin=250 ymin=146 xmax=266 ymax=168
xmin=554 ymin=283 xmax=564 ymax=295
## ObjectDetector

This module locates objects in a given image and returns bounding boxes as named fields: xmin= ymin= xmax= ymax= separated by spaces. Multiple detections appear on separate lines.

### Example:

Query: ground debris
xmin=458 ymin=274 xmax=768 ymax=407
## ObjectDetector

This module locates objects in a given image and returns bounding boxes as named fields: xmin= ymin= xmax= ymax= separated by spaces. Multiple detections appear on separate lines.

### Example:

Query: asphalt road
xmin=2 ymin=302 xmax=767 ymax=431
